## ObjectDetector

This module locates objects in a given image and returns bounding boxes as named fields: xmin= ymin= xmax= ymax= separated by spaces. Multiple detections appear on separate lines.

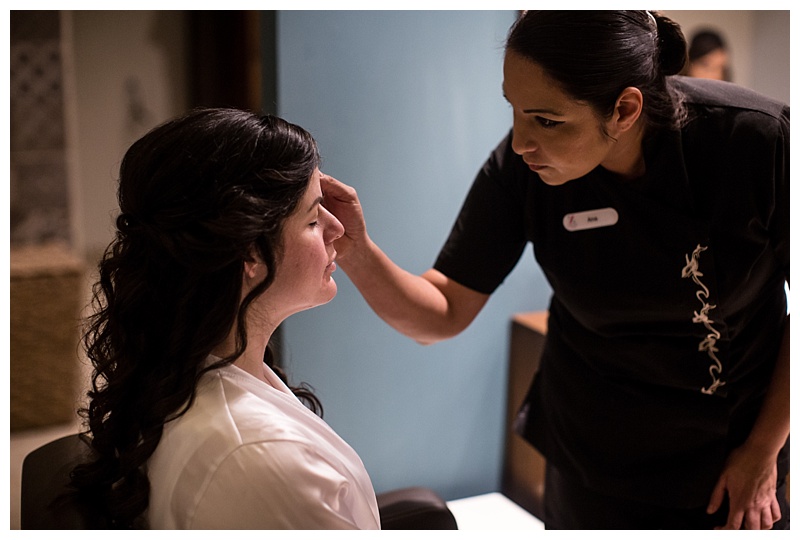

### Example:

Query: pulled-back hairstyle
xmin=506 ymin=10 xmax=688 ymax=133
xmin=71 ymin=108 xmax=321 ymax=528
xmin=688 ymin=29 xmax=727 ymax=62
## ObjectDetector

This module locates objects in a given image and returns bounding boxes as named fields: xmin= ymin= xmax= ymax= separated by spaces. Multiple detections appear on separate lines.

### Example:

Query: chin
xmin=538 ymin=174 xmax=571 ymax=187
xmin=320 ymin=283 xmax=338 ymax=304
xmin=537 ymin=169 xmax=584 ymax=187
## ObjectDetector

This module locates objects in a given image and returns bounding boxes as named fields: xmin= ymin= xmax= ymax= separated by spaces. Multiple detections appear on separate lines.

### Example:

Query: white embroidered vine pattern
xmin=681 ymin=244 xmax=725 ymax=395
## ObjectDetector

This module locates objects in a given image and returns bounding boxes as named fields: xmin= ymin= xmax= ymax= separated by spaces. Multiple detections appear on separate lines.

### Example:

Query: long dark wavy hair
xmin=70 ymin=108 xmax=323 ymax=528
xmin=506 ymin=10 xmax=689 ymax=134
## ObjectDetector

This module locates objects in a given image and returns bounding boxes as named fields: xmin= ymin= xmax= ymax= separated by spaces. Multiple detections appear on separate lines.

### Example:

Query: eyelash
xmin=536 ymin=117 xmax=563 ymax=129
xmin=505 ymin=101 xmax=564 ymax=129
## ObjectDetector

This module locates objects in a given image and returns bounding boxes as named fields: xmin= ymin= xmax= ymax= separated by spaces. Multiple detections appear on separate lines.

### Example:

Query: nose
xmin=322 ymin=207 xmax=345 ymax=243
xmin=511 ymin=118 xmax=537 ymax=156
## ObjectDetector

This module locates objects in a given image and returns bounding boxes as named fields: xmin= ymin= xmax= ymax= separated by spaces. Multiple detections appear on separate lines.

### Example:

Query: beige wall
xmin=63 ymin=11 xmax=189 ymax=263
xmin=664 ymin=10 xmax=790 ymax=103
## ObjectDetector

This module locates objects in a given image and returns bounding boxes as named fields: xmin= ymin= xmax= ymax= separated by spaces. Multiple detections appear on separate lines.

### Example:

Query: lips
xmin=522 ymin=155 xmax=547 ymax=170
xmin=326 ymin=252 xmax=337 ymax=270
xmin=525 ymin=161 xmax=547 ymax=172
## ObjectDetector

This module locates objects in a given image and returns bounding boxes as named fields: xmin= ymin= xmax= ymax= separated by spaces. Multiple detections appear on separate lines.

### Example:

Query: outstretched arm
xmin=321 ymin=173 xmax=489 ymax=345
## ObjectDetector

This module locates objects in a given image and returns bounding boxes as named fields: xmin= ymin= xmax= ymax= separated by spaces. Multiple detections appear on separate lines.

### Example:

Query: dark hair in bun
xmin=507 ymin=10 xmax=688 ymax=132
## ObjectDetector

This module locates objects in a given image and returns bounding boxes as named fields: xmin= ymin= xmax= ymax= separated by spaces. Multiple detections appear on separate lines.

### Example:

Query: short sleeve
xmin=434 ymin=132 xmax=529 ymax=294
xmin=771 ymin=105 xmax=789 ymax=284
xmin=187 ymin=441 xmax=376 ymax=529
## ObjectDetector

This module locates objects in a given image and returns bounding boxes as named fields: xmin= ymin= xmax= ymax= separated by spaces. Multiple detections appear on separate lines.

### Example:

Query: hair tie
xmin=117 ymin=212 xmax=142 ymax=234
xmin=646 ymin=10 xmax=657 ymax=31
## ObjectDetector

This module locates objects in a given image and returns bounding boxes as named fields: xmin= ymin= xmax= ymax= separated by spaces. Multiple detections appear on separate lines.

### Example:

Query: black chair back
xmin=20 ymin=434 xmax=109 ymax=529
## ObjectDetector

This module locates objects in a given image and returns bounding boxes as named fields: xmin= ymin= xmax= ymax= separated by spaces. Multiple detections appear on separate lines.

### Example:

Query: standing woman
xmin=322 ymin=11 xmax=789 ymax=529
xmin=70 ymin=109 xmax=380 ymax=529
xmin=682 ymin=29 xmax=731 ymax=81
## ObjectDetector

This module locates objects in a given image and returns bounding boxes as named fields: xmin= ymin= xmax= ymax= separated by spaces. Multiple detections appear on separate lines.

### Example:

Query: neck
xmin=211 ymin=319 xmax=276 ymax=385
xmin=602 ymin=121 xmax=646 ymax=181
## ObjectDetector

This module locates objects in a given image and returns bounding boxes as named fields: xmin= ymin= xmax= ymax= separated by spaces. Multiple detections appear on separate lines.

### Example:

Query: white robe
xmin=147 ymin=359 xmax=380 ymax=529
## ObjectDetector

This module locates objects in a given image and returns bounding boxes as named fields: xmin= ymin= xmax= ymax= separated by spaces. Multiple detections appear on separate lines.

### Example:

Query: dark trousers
xmin=544 ymin=463 xmax=790 ymax=530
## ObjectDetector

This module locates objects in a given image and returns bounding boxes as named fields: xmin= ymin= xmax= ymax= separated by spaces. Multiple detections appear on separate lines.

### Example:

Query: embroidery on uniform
xmin=681 ymin=244 xmax=725 ymax=395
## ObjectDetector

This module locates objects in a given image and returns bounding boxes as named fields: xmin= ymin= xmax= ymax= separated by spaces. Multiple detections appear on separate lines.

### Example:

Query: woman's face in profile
xmin=264 ymin=169 xmax=345 ymax=319
xmin=503 ymin=50 xmax=617 ymax=186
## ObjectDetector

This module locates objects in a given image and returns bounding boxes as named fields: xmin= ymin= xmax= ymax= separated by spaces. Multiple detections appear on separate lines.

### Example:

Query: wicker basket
xmin=10 ymin=243 xmax=86 ymax=431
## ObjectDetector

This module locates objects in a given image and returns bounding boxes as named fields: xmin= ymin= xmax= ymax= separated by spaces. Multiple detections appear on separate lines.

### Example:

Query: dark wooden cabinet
xmin=501 ymin=312 xmax=548 ymax=521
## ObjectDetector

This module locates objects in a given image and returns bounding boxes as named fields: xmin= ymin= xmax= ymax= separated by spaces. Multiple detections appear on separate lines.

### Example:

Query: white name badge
xmin=563 ymin=207 xmax=618 ymax=232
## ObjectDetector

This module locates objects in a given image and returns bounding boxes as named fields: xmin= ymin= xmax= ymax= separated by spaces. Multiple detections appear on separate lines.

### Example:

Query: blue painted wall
xmin=274 ymin=10 xmax=551 ymax=500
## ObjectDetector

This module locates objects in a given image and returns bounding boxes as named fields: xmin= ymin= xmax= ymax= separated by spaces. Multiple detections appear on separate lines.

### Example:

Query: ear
xmin=243 ymin=259 xmax=260 ymax=281
xmin=243 ymin=248 xmax=265 ymax=284
xmin=611 ymin=86 xmax=644 ymax=134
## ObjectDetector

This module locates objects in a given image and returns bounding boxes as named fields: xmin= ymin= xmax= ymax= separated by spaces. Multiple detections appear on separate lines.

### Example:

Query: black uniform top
xmin=434 ymin=76 xmax=789 ymax=508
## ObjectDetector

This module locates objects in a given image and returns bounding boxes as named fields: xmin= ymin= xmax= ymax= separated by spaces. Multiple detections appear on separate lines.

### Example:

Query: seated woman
xmin=70 ymin=109 xmax=380 ymax=529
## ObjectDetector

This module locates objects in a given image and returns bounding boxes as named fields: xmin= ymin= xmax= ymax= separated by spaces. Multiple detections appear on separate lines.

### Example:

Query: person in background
xmin=683 ymin=28 xmax=731 ymax=81
xmin=70 ymin=108 xmax=380 ymax=529
xmin=322 ymin=11 xmax=788 ymax=529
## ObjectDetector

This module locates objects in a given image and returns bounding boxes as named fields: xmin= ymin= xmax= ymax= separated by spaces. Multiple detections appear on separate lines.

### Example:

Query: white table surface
xmin=447 ymin=492 xmax=545 ymax=530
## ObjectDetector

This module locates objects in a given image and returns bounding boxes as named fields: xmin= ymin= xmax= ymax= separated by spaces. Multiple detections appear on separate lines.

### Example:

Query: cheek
xmin=545 ymin=134 xmax=610 ymax=183
xmin=547 ymin=133 xmax=595 ymax=166
xmin=568 ymin=129 xmax=609 ymax=160
xmin=286 ymin=242 xmax=330 ymax=278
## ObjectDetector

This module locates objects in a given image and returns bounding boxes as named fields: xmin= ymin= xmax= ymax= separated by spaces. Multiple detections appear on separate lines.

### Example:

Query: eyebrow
xmin=308 ymin=196 xmax=324 ymax=212
xmin=522 ymin=107 xmax=565 ymax=116
xmin=502 ymin=86 xmax=565 ymax=116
